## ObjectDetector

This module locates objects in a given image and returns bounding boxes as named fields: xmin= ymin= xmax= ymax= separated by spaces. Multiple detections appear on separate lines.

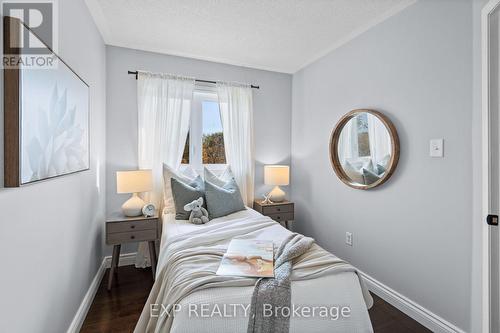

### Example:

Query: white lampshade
xmin=116 ymin=170 xmax=153 ymax=194
xmin=264 ymin=165 xmax=290 ymax=186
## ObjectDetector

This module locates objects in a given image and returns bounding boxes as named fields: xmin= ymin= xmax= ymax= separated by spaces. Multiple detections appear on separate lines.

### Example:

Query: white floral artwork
xmin=20 ymin=60 xmax=89 ymax=184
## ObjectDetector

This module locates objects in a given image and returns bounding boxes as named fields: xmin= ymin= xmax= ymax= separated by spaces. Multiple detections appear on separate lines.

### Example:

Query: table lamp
xmin=264 ymin=165 xmax=289 ymax=202
xmin=116 ymin=170 xmax=153 ymax=217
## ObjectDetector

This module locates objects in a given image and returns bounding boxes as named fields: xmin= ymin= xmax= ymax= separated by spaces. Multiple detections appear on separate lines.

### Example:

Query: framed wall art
xmin=4 ymin=16 xmax=90 ymax=187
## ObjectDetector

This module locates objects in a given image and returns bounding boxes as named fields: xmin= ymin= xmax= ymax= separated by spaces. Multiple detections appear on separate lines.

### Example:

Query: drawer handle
xmin=130 ymin=235 xmax=135 ymax=239
xmin=277 ymin=216 xmax=281 ymax=220
xmin=277 ymin=208 xmax=281 ymax=212
xmin=130 ymin=225 xmax=135 ymax=229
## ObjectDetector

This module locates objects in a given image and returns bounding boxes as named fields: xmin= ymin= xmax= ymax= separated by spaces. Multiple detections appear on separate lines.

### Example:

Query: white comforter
xmin=138 ymin=208 xmax=373 ymax=333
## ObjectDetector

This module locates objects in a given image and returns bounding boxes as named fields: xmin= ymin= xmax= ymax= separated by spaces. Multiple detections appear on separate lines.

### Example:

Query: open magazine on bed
xmin=216 ymin=239 xmax=274 ymax=278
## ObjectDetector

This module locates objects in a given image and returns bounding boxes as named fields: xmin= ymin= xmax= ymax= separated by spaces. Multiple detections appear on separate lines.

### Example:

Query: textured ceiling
xmin=86 ymin=0 xmax=415 ymax=73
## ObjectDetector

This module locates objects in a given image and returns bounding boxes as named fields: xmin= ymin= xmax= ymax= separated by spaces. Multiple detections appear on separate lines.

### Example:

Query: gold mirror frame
xmin=329 ymin=109 xmax=400 ymax=190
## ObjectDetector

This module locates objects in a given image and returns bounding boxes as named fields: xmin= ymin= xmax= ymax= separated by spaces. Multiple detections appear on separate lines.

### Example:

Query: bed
xmin=135 ymin=207 xmax=373 ymax=333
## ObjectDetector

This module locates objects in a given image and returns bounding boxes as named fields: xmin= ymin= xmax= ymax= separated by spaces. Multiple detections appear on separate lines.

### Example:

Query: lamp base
xmin=122 ymin=193 xmax=145 ymax=217
xmin=268 ymin=186 xmax=286 ymax=202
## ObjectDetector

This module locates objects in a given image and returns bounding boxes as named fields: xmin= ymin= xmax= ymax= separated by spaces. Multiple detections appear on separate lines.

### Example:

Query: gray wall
xmin=106 ymin=46 xmax=292 ymax=254
xmin=0 ymin=0 xmax=106 ymax=332
xmin=291 ymin=0 xmax=473 ymax=331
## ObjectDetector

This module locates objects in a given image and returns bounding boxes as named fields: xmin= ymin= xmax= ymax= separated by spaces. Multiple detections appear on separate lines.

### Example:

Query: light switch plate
xmin=430 ymin=139 xmax=444 ymax=158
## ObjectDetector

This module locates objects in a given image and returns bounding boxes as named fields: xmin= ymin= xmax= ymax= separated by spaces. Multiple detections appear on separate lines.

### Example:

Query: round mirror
xmin=329 ymin=109 xmax=400 ymax=190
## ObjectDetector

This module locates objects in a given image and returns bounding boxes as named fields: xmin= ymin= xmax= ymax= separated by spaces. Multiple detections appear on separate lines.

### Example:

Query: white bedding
xmin=160 ymin=208 xmax=263 ymax=246
xmin=156 ymin=208 xmax=373 ymax=333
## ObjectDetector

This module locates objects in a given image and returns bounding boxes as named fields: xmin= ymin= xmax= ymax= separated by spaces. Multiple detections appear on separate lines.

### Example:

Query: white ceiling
xmin=85 ymin=0 xmax=415 ymax=74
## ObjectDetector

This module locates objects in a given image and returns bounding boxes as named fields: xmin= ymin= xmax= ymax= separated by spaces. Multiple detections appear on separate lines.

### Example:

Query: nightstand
xmin=253 ymin=200 xmax=294 ymax=230
xmin=105 ymin=212 xmax=160 ymax=290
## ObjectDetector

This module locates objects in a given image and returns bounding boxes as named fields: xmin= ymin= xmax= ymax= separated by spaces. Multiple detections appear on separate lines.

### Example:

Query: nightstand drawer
xmin=262 ymin=204 xmax=293 ymax=215
xmin=107 ymin=229 xmax=157 ymax=245
xmin=107 ymin=219 xmax=157 ymax=234
xmin=267 ymin=212 xmax=294 ymax=223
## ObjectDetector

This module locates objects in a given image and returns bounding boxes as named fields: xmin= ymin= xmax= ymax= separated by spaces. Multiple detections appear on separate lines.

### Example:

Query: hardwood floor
xmin=81 ymin=265 xmax=431 ymax=333
xmin=81 ymin=266 xmax=153 ymax=333
xmin=369 ymin=294 xmax=431 ymax=333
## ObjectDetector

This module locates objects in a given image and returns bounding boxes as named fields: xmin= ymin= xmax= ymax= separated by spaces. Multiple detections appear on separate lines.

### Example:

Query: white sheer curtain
xmin=338 ymin=119 xmax=358 ymax=165
xmin=367 ymin=114 xmax=391 ymax=165
xmin=217 ymin=82 xmax=254 ymax=206
xmin=136 ymin=71 xmax=194 ymax=267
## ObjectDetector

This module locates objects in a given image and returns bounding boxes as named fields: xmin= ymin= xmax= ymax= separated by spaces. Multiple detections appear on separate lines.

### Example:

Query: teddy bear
xmin=183 ymin=197 xmax=210 ymax=224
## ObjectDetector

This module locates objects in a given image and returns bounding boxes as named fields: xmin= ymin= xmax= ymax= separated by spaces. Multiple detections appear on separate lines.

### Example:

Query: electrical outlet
xmin=346 ymin=232 xmax=353 ymax=246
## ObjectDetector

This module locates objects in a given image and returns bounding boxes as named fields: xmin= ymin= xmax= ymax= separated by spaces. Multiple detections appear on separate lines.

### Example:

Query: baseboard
xmin=66 ymin=252 xmax=138 ymax=333
xmin=66 ymin=259 xmax=106 ymax=333
xmin=358 ymin=270 xmax=467 ymax=333
xmin=104 ymin=251 xmax=138 ymax=268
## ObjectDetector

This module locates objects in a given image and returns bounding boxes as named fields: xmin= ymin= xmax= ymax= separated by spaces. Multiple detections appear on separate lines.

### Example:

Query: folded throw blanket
xmin=247 ymin=233 xmax=314 ymax=333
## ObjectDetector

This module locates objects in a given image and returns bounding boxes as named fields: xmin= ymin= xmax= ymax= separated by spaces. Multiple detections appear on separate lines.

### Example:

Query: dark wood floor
xmin=368 ymin=294 xmax=431 ymax=332
xmin=81 ymin=265 xmax=431 ymax=333
xmin=81 ymin=266 xmax=153 ymax=332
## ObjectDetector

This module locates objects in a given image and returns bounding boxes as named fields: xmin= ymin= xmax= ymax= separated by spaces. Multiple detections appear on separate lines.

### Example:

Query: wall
xmin=471 ymin=0 xmax=488 ymax=329
xmin=105 ymin=46 xmax=292 ymax=254
xmin=0 ymin=0 xmax=106 ymax=332
xmin=291 ymin=0 xmax=473 ymax=331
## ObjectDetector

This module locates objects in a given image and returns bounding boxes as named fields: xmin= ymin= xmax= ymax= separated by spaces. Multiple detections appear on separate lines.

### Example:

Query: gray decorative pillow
xmin=376 ymin=163 xmax=386 ymax=176
xmin=362 ymin=168 xmax=380 ymax=184
xmin=171 ymin=176 xmax=205 ymax=220
xmin=162 ymin=163 xmax=199 ymax=213
xmin=204 ymin=178 xmax=245 ymax=218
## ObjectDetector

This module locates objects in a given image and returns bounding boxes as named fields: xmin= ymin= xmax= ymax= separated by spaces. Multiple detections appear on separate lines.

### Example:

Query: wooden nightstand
xmin=105 ymin=212 xmax=160 ymax=290
xmin=253 ymin=200 xmax=294 ymax=230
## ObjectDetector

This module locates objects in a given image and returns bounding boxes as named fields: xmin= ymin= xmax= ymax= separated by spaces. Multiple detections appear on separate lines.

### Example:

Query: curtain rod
xmin=127 ymin=71 xmax=259 ymax=89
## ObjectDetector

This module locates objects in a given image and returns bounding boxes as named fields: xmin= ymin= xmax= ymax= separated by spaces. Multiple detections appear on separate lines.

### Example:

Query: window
xmin=182 ymin=90 xmax=226 ymax=169
xmin=202 ymin=100 xmax=226 ymax=164
xmin=356 ymin=113 xmax=371 ymax=157
xmin=181 ymin=133 xmax=190 ymax=164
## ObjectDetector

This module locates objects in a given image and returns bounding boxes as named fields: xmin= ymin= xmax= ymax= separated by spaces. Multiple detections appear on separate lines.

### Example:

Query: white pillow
xmin=379 ymin=154 xmax=391 ymax=169
xmin=203 ymin=166 xmax=234 ymax=187
xmin=182 ymin=165 xmax=199 ymax=180
xmin=163 ymin=163 xmax=199 ymax=213
xmin=343 ymin=161 xmax=365 ymax=185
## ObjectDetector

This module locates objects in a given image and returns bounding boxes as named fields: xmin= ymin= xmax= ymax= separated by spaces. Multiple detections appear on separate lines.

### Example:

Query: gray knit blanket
xmin=247 ymin=233 xmax=314 ymax=333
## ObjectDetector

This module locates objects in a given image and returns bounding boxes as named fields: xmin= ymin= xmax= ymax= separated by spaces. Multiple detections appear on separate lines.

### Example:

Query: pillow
xmin=163 ymin=163 xmax=199 ymax=213
xmin=346 ymin=158 xmax=364 ymax=171
xmin=362 ymin=168 xmax=380 ymax=184
xmin=379 ymin=154 xmax=391 ymax=169
xmin=363 ymin=160 xmax=377 ymax=174
xmin=343 ymin=161 xmax=364 ymax=185
xmin=204 ymin=166 xmax=234 ymax=187
xmin=375 ymin=163 xmax=386 ymax=176
xmin=182 ymin=165 xmax=199 ymax=180
xmin=170 ymin=176 xmax=205 ymax=220
xmin=204 ymin=178 xmax=245 ymax=218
